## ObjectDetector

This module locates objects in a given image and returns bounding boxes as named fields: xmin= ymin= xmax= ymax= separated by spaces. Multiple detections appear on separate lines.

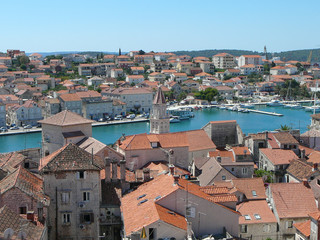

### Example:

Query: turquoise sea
xmin=0 ymin=105 xmax=312 ymax=153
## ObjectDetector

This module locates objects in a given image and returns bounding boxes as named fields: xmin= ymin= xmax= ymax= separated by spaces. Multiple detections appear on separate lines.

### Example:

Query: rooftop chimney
xmin=302 ymin=178 xmax=310 ymax=188
xmin=301 ymin=149 xmax=306 ymax=159
xmin=143 ymin=168 xmax=150 ymax=182
xmin=27 ymin=211 xmax=35 ymax=223
xmin=104 ymin=157 xmax=111 ymax=182
xmin=168 ymin=164 xmax=175 ymax=175
xmin=37 ymin=202 xmax=44 ymax=223
xmin=111 ymin=159 xmax=118 ymax=181
xmin=313 ymin=163 xmax=318 ymax=172
xmin=265 ymin=131 xmax=269 ymax=141
xmin=120 ymin=159 xmax=126 ymax=182
xmin=173 ymin=175 xmax=179 ymax=185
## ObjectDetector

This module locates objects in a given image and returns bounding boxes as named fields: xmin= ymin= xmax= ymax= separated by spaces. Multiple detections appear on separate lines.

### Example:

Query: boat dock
xmin=244 ymin=108 xmax=283 ymax=116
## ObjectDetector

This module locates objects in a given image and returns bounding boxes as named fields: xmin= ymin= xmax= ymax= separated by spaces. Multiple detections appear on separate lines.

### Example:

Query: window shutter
xmin=91 ymin=213 xmax=94 ymax=223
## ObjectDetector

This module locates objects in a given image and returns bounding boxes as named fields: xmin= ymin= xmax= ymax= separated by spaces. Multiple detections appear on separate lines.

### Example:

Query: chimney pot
xmin=111 ymin=159 xmax=118 ymax=181
xmin=173 ymin=175 xmax=179 ymax=185
xmin=143 ymin=168 xmax=150 ymax=182
xmin=104 ymin=157 xmax=111 ymax=182
xmin=313 ymin=163 xmax=318 ymax=171
xmin=168 ymin=164 xmax=175 ymax=175
xmin=120 ymin=159 xmax=126 ymax=182
xmin=303 ymin=178 xmax=310 ymax=188
xmin=27 ymin=211 xmax=35 ymax=222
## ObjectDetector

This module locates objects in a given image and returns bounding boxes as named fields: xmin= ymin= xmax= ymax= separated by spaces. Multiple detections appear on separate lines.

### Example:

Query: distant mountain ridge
xmin=25 ymin=48 xmax=320 ymax=62
xmin=172 ymin=48 xmax=320 ymax=62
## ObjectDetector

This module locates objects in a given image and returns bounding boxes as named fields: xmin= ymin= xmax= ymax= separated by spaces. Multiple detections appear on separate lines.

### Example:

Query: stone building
xmin=0 ymin=166 xmax=49 ymax=218
xmin=39 ymin=143 xmax=103 ymax=240
xmin=38 ymin=110 xmax=94 ymax=156
xmin=150 ymin=87 xmax=169 ymax=134
xmin=202 ymin=120 xmax=244 ymax=148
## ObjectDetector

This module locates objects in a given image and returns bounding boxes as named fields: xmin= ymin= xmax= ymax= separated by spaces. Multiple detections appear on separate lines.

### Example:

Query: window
xmin=83 ymin=192 xmax=90 ymax=202
xmin=61 ymin=192 xmax=70 ymax=204
xmin=63 ymin=213 xmax=71 ymax=224
xmin=254 ymin=214 xmax=261 ymax=220
xmin=80 ymin=213 xmax=94 ymax=224
xmin=240 ymin=225 xmax=247 ymax=233
xmin=263 ymin=224 xmax=270 ymax=233
xmin=222 ymin=175 xmax=226 ymax=180
xmin=186 ymin=206 xmax=196 ymax=218
xmin=149 ymin=228 xmax=156 ymax=240
xmin=77 ymin=171 xmax=86 ymax=179
xmin=317 ymin=179 xmax=320 ymax=185
xmin=244 ymin=215 xmax=251 ymax=220
xmin=242 ymin=168 xmax=248 ymax=174
xmin=252 ymin=190 xmax=257 ymax=197
xmin=19 ymin=207 xmax=27 ymax=214
xmin=287 ymin=220 xmax=293 ymax=229
xmin=231 ymin=168 xmax=234 ymax=172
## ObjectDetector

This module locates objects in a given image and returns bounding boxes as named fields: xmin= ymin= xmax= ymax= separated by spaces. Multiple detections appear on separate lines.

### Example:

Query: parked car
xmin=105 ymin=116 xmax=111 ymax=121
xmin=114 ymin=115 xmax=123 ymax=120
xmin=0 ymin=127 xmax=8 ymax=132
xmin=126 ymin=114 xmax=135 ymax=119
xmin=98 ymin=118 xmax=104 ymax=122
xmin=10 ymin=126 xmax=19 ymax=130
xmin=24 ymin=125 xmax=32 ymax=129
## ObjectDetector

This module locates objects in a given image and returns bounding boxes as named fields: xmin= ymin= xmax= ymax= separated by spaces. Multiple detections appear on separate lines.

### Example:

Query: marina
xmin=0 ymin=103 xmax=313 ymax=153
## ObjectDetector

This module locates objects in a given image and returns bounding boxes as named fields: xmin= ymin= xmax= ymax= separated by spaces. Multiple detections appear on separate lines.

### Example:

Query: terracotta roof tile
xmin=232 ymin=178 xmax=266 ymax=200
xmin=237 ymin=200 xmax=277 ymax=224
xmin=307 ymin=151 xmax=320 ymax=164
xmin=38 ymin=110 xmax=94 ymax=126
xmin=0 ymin=166 xmax=49 ymax=205
xmin=260 ymin=149 xmax=298 ymax=165
xmin=270 ymin=183 xmax=318 ymax=218
xmin=0 ymin=206 xmax=45 ymax=239
xmin=39 ymin=143 xmax=103 ymax=172
xmin=200 ymin=186 xmax=230 ymax=195
xmin=59 ymin=93 xmax=81 ymax=102
xmin=293 ymin=220 xmax=311 ymax=237
xmin=206 ymin=194 xmax=237 ymax=203
xmin=273 ymin=132 xmax=298 ymax=145
xmin=286 ymin=159 xmax=315 ymax=181
xmin=153 ymin=87 xmax=166 ymax=104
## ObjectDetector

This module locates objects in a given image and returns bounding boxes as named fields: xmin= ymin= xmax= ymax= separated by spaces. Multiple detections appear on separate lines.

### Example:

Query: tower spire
xmin=150 ymin=86 xmax=170 ymax=134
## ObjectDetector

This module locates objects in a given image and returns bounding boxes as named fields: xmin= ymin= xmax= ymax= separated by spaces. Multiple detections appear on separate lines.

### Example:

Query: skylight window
xmin=138 ymin=199 xmax=148 ymax=205
xmin=137 ymin=194 xmax=146 ymax=200
xmin=154 ymin=195 xmax=161 ymax=201
xmin=254 ymin=214 xmax=261 ymax=220
xmin=244 ymin=215 xmax=251 ymax=220
xmin=252 ymin=190 xmax=257 ymax=197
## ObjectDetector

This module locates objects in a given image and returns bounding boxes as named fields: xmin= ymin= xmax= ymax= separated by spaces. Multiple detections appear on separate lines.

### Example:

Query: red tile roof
xmin=260 ymin=149 xmax=298 ymax=165
xmin=269 ymin=183 xmax=318 ymax=218
xmin=237 ymin=200 xmax=277 ymax=224
xmin=59 ymin=93 xmax=81 ymax=102
xmin=39 ymin=143 xmax=103 ymax=172
xmin=232 ymin=178 xmax=266 ymax=200
xmin=293 ymin=220 xmax=311 ymax=237
xmin=38 ymin=110 xmax=94 ymax=126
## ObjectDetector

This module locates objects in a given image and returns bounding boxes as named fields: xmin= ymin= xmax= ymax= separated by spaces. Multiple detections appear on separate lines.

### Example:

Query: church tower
xmin=150 ymin=87 xmax=170 ymax=134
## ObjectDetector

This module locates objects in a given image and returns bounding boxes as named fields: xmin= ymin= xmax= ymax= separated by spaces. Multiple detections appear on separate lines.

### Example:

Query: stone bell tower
xmin=150 ymin=87 xmax=170 ymax=134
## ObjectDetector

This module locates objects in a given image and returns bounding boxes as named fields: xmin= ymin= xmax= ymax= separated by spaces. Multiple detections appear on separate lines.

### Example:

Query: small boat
xmin=170 ymin=116 xmax=181 ymax=123
xmin=290 ymin=104 xmax=303 ymax=109
xmin=267 ymin=100 xmax=283 ymax=106
xmin=243 ymin=109 xmax=249 ymax=113
xmin=240 ymin=103 xmax=254 ymax=109
xmin=219 ymin=105 xmax=226 ymax=110
xmin=305 ymin=106 xmax=320 ymax=113
xmin=231 ymin=106 xmax=238 ymax=111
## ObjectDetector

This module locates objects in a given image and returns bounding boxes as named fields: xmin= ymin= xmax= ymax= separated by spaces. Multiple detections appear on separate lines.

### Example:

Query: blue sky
xmin=1 ymin=0 xmax=320 ymax=53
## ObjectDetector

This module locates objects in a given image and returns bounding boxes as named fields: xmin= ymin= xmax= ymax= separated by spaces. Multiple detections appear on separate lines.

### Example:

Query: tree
xmin=280 ymin=124 xmax=292 ymax=131
xmin=17 ymin=56 xmax=30 ymax=66
xmin=194 ymin=88 xmax=219 ymax=101
xmin=254 ymin=169 xmax=274 ymax=183
xmin=20 ymin=64 xmax=27 ymax=70
xmin=271 ymin=61 xmax=276 ymax=67
xmin=138 ymin=50 xmax=145 ymax=55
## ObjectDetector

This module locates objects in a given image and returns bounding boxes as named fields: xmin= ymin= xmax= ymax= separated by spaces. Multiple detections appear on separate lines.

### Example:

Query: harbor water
xmin=0 ymin=105 xmax=313 ymax=153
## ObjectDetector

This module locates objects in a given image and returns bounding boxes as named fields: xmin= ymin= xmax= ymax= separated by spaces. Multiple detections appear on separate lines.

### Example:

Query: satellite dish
xmin=4 ymin=228 xmax=14 ymax=239
xmin=17 ymin=231 xmax=27 ymax=240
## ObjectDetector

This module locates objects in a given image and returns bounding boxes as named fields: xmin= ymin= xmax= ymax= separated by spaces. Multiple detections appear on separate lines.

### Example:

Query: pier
xmin=244 ymin=108 xmax=283 ymax=116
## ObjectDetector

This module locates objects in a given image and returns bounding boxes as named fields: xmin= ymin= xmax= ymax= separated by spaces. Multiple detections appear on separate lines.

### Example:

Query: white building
xmin=7 ymin=100 xmax=43 ymax=127
xmin=126 ymin=75 xmax=145 ymax=85
xmin=238 ymin=55 xmax=263 ymax=67
xmin=102 ymin=87 xmax=153 ymax=113
xmin=212 ymin=53 xmax=236 ymax=69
